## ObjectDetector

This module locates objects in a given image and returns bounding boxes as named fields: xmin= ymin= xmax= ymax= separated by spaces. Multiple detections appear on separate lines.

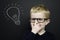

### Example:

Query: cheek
xmin=39 ymin=23 xmax=46 ymax=26
xmin=38 ymin=23 xmax=46 ymax=29
xmin=30 ymin=23 xmax=35 ymax=26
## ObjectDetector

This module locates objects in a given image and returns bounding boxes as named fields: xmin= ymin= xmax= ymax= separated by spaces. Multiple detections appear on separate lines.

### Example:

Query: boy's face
xmin=30 ymin=11 xmax=50 ymax=30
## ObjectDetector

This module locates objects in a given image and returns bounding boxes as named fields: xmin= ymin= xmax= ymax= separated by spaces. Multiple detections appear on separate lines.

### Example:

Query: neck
xmin=38 ymin=29 xmax=46 ymax=35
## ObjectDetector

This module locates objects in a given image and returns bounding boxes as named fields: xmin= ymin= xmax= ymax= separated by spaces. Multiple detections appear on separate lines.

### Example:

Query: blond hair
xmin=30 ymin=4 xmax=50 ymax=18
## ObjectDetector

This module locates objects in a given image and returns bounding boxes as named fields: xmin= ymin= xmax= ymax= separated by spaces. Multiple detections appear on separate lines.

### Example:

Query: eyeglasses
xmin=30 ymin=18 xmax=49 ymax=23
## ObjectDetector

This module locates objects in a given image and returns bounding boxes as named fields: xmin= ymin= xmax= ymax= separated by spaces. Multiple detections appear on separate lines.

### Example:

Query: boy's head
xmin=30 ymin=4 xmax=50 ymax=30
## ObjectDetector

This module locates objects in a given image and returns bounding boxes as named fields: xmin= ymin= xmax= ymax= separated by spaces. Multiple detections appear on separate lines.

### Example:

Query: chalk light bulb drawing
xmin=6 ymin=7 xmax=20 ymax=25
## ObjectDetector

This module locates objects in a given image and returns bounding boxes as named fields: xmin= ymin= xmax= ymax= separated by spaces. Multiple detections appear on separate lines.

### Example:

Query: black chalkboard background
xmin=0 ymin=0 xmax=60 ymax=40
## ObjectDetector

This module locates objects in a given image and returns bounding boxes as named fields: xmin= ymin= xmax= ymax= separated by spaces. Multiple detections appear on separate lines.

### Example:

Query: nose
xmin=35 ymin=20 xmax=38 ymax=24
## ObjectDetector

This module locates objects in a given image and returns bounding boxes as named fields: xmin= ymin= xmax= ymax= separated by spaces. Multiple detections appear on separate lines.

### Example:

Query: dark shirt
xmin=23 ymin=31 xmax=55 ymax=40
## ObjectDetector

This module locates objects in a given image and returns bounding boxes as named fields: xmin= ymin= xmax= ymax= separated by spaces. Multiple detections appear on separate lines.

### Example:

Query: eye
xmin=38 ymin=18 xmax=43 ymax=20
xmin=30 ymin=18 xmax=35 ymax=23
xmin=31 ymin=18 xmax=35 ymax=20
xmin=44 ymin=19 xmax=48 ymax=20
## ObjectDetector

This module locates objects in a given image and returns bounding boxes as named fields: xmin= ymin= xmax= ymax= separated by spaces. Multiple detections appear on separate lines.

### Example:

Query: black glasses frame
xmin=30 ymin=18 xmax=49 ymax=23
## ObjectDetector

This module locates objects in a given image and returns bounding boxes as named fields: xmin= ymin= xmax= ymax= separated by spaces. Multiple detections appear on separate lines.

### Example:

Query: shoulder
xmin=44 ymin=31 xmax=56 ymax=40
xmin=45 ymin=31 xmax=55 ymax=37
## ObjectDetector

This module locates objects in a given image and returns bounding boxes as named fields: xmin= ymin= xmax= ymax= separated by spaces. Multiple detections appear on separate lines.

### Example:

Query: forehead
xmin=31 ymin=11 xmax=47 ymax=18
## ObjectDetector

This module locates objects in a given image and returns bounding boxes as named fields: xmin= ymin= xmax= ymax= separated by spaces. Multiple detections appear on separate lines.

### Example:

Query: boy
xmin=23 ymin=4 xmax=55 ymax=40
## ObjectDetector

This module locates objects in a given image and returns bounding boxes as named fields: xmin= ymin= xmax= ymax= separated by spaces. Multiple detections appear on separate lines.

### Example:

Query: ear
xmin=45 ymin=19 xmax=50 ymax=25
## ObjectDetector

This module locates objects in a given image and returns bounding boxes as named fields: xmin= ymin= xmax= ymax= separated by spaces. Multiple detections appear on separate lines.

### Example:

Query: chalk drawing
xmin=6 ymin=7 xmax=20 ymax=25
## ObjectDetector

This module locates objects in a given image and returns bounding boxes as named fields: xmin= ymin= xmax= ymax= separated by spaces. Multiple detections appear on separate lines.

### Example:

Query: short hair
xmin=30 ymin=4 xmax=50 ymax=18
